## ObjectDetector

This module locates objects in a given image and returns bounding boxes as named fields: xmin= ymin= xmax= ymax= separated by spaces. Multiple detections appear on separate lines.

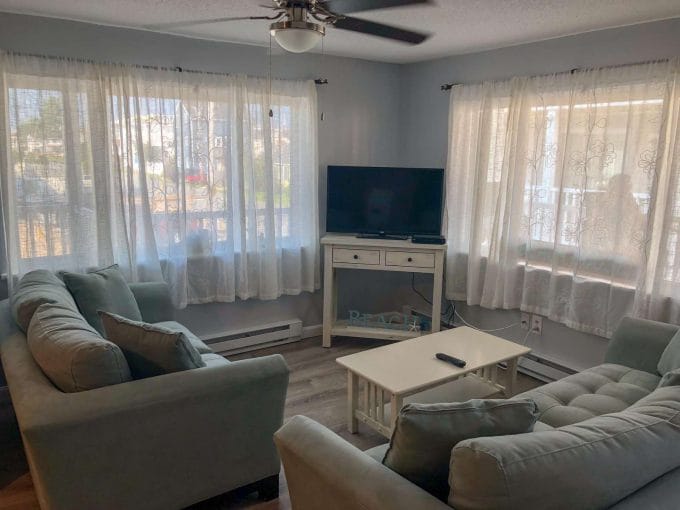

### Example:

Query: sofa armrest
xmin=129 ymin=281 xmax=174 ymax=323
xmin=6 ymin=330 xmax=289 ymax=510
xmin=605 ymin=317 xmax=678 ymax=374
xmin=274 ymin=415 xmax=450 ymax=510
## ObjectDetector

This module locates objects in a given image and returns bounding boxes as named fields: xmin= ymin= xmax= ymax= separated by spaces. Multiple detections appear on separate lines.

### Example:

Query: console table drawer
xmin=385 ymin=251 xmax=434 ymax=268
xmin=333 ymin=248 xmax=381 ymax=265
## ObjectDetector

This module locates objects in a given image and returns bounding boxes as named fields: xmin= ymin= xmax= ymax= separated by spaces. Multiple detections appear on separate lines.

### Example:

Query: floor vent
xmin=202 ymin=319 xmax=303 ymax=355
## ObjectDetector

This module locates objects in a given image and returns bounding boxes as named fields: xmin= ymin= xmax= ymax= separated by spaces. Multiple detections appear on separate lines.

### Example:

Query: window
xmin=0 ymin=54 xmax=319 ymax=307
xmin=445 ymin=60 xmax=680 ymax=337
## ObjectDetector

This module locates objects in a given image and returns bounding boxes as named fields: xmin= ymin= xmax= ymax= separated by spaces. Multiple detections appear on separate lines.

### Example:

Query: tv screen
xmin=326 ymin=166 xmax=444 ymax=236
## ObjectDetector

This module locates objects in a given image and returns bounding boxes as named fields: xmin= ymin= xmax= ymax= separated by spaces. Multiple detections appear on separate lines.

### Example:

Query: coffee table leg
xmin=505 ymin=358 xmax=519 ymax=397
xmin=390 ymin=394 xmax=403 ymax=432
xmin=347 ymin=371 xmax=359 ymax=433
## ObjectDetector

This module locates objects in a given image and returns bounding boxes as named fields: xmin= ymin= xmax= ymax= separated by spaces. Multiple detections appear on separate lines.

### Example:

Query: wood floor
xmin=0 ymin=336 xmax=542 ymax=510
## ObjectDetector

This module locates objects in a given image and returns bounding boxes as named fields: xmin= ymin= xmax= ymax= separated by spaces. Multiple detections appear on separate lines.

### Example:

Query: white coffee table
xmin=336 ymin=326 xmax=531 ymax=438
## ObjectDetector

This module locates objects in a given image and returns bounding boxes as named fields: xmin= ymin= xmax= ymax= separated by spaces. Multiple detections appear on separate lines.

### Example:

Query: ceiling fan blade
xmin=332 ymin=16 xmax=429 ymax=44
xmin=321 ymin=0 xmax=432 ymax=14
xmin=145 ymin=16 xmax=270 ymax=30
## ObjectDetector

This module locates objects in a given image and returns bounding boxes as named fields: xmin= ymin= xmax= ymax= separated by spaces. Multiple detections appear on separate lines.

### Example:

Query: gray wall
xmin=0 ymin=12 xmax=404 ymax=338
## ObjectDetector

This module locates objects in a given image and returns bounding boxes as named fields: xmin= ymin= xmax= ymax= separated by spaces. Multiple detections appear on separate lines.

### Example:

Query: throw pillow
xmin=658 ymin=368 xmax=680 ymax=388
xmin=11 ymin=270 xmax=79 ymax=332
xmin=382 ymin=398 xmax=539 ymax=501
xmin=657 ymin=329 xmax=680 ymax=375
xmin=100 ymin=311 xmax=206 ymax=378
xmin=27 ymin=303 xmax=132 ymax=392
xmin=61 ymin=265 xmax=142 ymax=335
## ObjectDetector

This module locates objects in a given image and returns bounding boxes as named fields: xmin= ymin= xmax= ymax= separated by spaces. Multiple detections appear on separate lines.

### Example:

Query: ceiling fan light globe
xmin=270 ymin=21 xmax=325 ymax=53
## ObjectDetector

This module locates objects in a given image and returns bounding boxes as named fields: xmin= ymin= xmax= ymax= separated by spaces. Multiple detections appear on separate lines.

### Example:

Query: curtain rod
xmin=440 ymin=58 xmax=672 ymax=91
xmin=2 ymin=50 xmax=329 ymax=85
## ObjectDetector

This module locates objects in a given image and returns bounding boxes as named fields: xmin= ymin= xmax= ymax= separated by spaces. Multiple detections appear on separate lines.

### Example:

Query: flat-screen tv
xmin=326 ymin=166 xmax=444 ymax=236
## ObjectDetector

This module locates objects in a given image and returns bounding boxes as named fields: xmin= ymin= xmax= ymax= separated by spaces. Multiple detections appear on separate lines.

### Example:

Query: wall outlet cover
xmin=521 ymin=312 xmax=531 ymax=330
xmin=531 ymin=315 xmax=543 ymax=335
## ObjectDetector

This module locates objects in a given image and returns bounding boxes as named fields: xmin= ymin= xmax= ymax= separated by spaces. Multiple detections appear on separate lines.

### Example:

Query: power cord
xmin=453 ymin=308 xmax=521 ymax=332
xmin=410 ymin=272 xmax=521 ymax=333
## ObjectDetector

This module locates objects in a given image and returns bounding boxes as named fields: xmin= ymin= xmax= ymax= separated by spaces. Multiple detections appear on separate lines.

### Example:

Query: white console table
xmin=321 ymin=234 xmax=447 ymax=348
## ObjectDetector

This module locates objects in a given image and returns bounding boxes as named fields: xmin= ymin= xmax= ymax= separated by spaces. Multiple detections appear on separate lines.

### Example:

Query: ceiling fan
xmin=146 ymin=0 xmax=434 ymax=54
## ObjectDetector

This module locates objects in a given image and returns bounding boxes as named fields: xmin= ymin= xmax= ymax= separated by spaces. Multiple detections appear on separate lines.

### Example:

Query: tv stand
xmin=321 ymin=234 xmax=446 ymax=347
xmin=356 ymin=233 xmax=409 ymax=241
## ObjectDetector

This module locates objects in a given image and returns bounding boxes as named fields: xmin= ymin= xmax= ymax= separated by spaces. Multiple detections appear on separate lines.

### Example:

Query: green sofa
xmin=0 ymin=277 xmax=290 ymax=510
xmin=275 ymin=317 xmax=680 ymax=510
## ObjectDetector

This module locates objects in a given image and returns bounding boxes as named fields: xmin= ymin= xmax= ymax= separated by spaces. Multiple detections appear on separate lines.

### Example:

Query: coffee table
xmin=336 ymin=326 xmax=531 ymax=438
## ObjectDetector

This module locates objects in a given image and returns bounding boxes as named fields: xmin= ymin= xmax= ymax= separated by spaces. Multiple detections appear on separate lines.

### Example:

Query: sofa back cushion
xmin=27 ymin=303 xmax=132 ymax=392
xmin=448 ymin=388 xmax=680 ymax=510
xmin=658 ymin=329 xmax=680 ymax=375
xmin=11 ymin=270 xmax=79 ymax=332
xmin=100 ymin=311 xmax=205 ymax=379
xmin=61 ymin=265 xmax=142 ymax=336
xmin=383 ymin=399 xmax=538 ymax=501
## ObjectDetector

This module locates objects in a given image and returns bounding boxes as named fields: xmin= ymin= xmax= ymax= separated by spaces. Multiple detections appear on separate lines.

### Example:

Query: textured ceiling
xmin=0 ymin=0 xmax=679 ymax=63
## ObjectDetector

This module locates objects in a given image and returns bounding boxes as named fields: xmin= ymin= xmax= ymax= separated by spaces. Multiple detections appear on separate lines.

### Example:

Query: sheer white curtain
xmin=445 ymin=59 xmax=680 ymax=337
xmin=0 ymin=53 xmax=320 ymax=307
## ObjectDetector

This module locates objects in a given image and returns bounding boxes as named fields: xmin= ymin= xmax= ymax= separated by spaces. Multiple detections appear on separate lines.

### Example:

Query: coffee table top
xmin=336 ymin=326 xmax=530 ymax=396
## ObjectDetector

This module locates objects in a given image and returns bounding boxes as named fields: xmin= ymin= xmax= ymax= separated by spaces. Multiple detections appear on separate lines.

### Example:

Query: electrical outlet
xmin=531 ymin=315 xmax=543 ymax=335
xmin=520 ymin=312 xmax=531 ymax=330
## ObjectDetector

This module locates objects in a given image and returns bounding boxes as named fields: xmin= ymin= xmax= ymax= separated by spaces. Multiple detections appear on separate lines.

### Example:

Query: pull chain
xmin=320 ymin=37 xmax=326 ymax=121
xmin=268 ymin=35 xmax=273 ymax=118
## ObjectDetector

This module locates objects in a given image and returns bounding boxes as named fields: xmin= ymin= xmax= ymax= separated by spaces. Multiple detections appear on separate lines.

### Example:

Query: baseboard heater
xmin=201 ymin=319 xmax=303 ymax=356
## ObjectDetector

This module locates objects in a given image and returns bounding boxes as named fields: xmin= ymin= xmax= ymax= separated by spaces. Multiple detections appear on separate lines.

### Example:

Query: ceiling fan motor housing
xmin=270 ymin=2 xmax=327 ymax=53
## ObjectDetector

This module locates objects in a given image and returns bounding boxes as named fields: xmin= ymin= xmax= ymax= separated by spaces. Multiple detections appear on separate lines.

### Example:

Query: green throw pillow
xmin=28 ymin=303 xmax=132 ymax=392
xmin=99 ymin=311 xmax=206 ymax=379
xmin=383 ymin=399 xmax=539 ymax=501
xmin=658 ymin=329 xmax=680 ymax=375
xmin=61 ymin=265 xmax=142 ymax=335
xmin=11 ymin=270 xmax=80 ymax=332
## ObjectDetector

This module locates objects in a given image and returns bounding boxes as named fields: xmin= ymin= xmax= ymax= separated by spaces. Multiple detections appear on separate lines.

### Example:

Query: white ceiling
xmin=1 ymin=0 xmax=679 ymax=63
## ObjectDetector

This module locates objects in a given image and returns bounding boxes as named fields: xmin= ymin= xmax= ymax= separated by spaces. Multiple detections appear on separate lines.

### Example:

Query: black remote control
xmin=436 ymin=352 xmax=467 ymax=368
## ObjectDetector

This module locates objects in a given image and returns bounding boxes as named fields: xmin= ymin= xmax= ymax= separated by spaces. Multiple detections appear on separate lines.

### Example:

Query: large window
xmin=0 ymin=54 xmax=320 ymax=307
xmin=445 ymin=60 xmax=680 ymax=337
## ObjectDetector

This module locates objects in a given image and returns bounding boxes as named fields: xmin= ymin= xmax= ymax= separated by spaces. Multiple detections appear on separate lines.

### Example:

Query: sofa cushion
xmin=153 ymin=320 xmax=213 ymax=354
xmin=383 ymin=399 xmax=538 ymax=501
xmin=61 ymin=265 xmax=142 ymax=336
xmin=658 ymin=330 xmax=680 ymax=375
xmin=658 ymin=368 xmax=680 ymax=388
xmin=27 ymin=303 xmax=132 ymax=392
xmin=513 ymin=364 xmax=660 ymax=428
xmin=201 ymin=353 xmax=230 ymax=368
xmin=449 ymin=387 xmax=680 ymax=510
xmin=11 ymin=270 xmax=79 ymax=332
xmin=100 ymin=311 xmax=205 ymax=378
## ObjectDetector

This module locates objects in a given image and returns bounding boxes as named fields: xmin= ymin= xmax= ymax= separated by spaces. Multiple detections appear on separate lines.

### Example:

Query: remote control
xmin=435 ymin=352 xmax=467 ymax=368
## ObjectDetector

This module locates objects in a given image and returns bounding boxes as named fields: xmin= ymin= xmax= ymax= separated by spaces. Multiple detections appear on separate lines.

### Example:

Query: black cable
xmin=411 ymin=272 xmax=432 ymax=305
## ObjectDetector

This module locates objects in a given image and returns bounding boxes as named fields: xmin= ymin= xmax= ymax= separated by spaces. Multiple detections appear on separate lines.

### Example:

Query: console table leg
xmin=322 ymin=247 xmax=334 ymax=348
xmin=431 ymin=251 xmax=444 ymax=332
xmin=347 ymin=371 xmax=359 ymax=433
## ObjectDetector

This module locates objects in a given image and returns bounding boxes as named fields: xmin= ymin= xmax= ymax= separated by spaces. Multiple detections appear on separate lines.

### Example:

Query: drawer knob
xmin=408 ymin=257 xmax=413 ymax=262
xmin=353 ymin=254 xmax=359 ymax=260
